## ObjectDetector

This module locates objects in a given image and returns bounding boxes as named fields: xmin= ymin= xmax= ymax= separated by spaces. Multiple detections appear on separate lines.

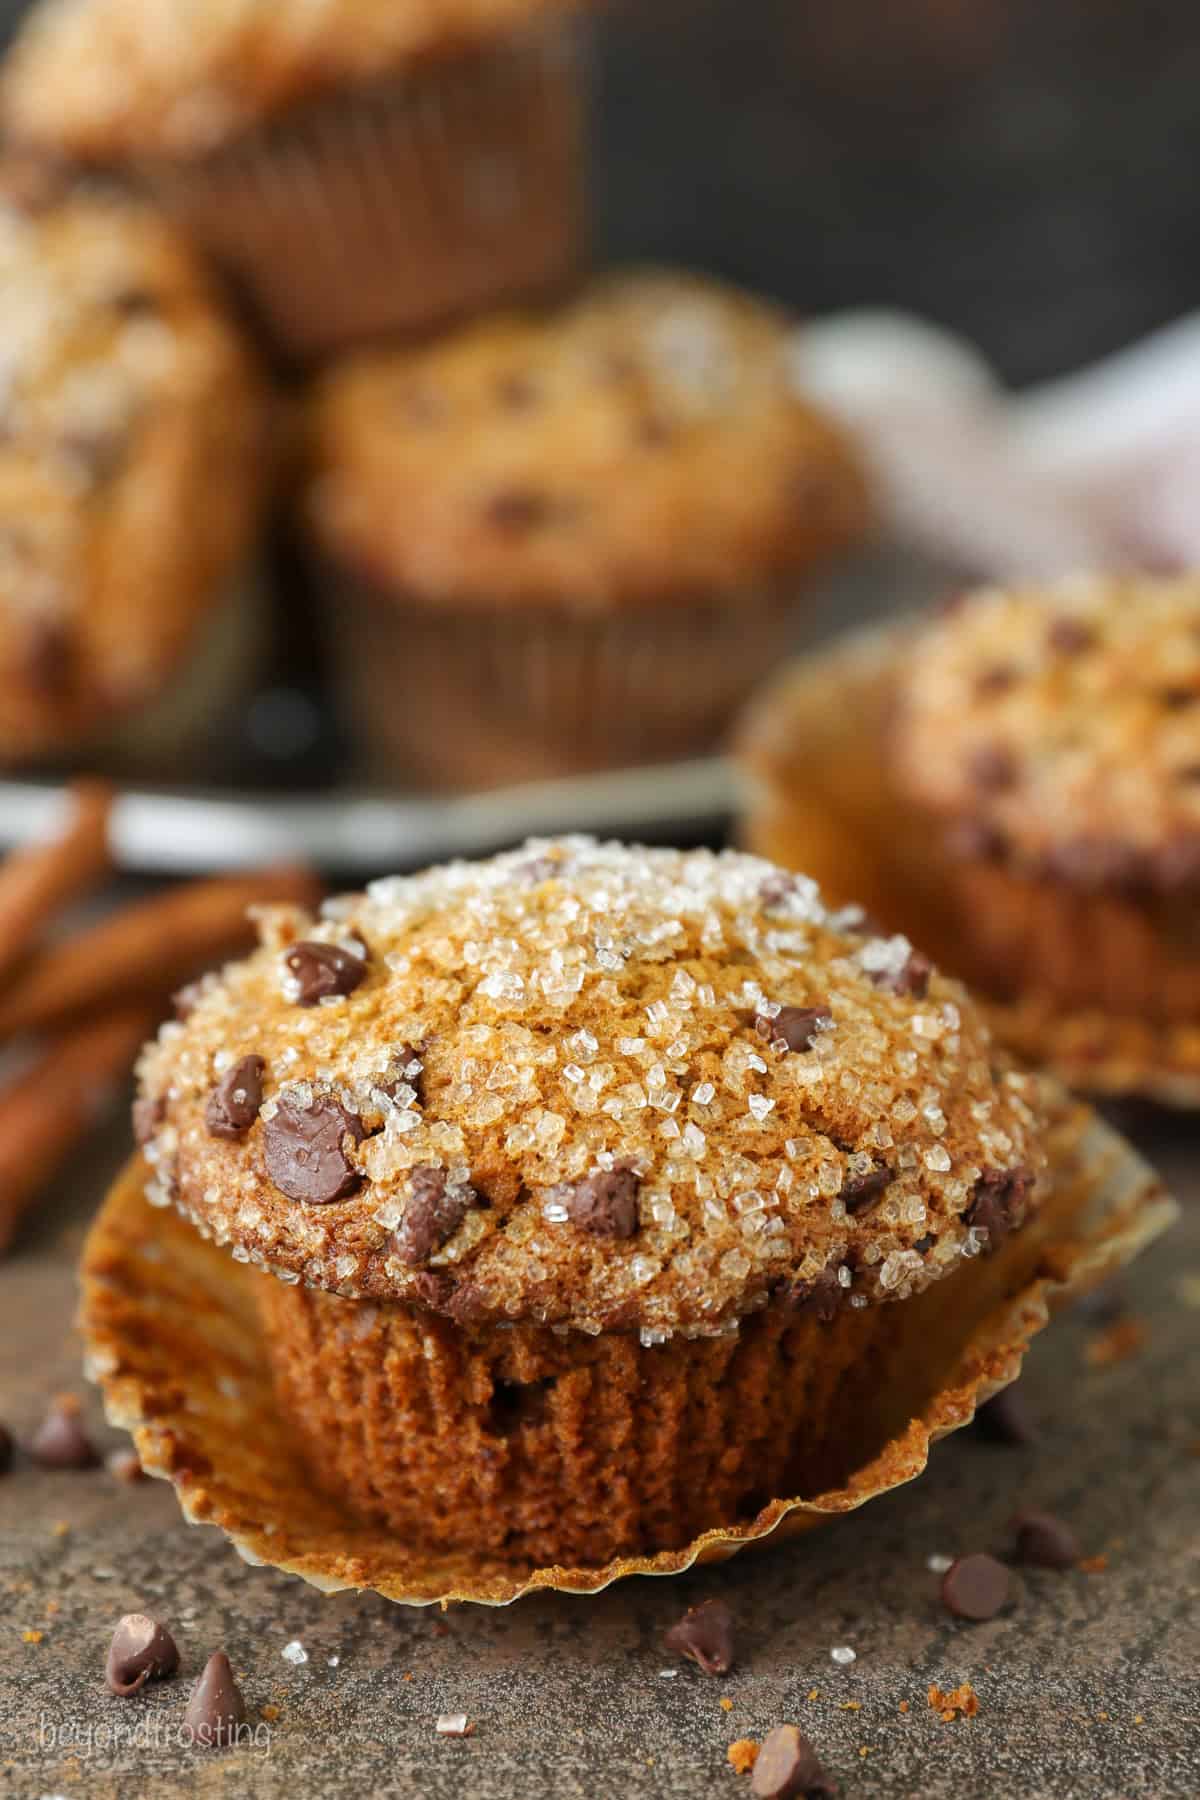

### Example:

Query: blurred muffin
xmin=889 ymin=573 xmax=1200 ymax=1023
xmin=304 ymin=270 xmax=869 ymax=787
xmin=133 ymin=838 xmax=1047 ymax=1567
xmin=0 ymin=167 xmax=268 ymax=770
xmin=2 ymin=0 xmax=593 ymax=363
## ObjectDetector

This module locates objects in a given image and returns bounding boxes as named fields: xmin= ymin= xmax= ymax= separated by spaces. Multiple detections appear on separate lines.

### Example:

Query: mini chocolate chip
xmin=751 ymin=1724 xmax=836 ymax=1799
xmin=30 ymin=1400 xmax=98 ymax=1469
xmin=263 ymin=1095 xmax=366 ymax=1205
xmin=872 ymin=949 xmax=932 ymax=999
xmin=132 ymin=1091 xmax=165 ymax=1147
xmin=782 ymin=1268 xmax=842 ymax=1322
xmin=840 ymin=1159 xmax=893 ymax=1214
xmin=24 ymin=619 xmax=74 ymax=696
xmin=965 ymin=1166 xmax=1032 ymax=1248
xmin=393 ymin=1166 xmax=474 ymax=1266
xmin=755 ymin=1003 xmax=831 ymax=1053
xmin=484 ymin=487 xmax=553 ymax=530
xmin=974 ymin=1383 xmax=1036 ymax=1445
xmin=968 ymin=743 xmax=1019 ymax=791
xmin=563 ymin=1165 xmax=640 ymax=1238
xmin=664 ymin=1598 xmax=735 ymax=1675
xmin=1047 ymin=616 xmax=1097 ymax=654
xmin=283 ymin=940 xmax=366 ymax=1006
xmin=941 ymin=1552 xmax=1012 ymax=1620
xmin=184 ymin=1651 xmax=246 ymax=1751
xmin=1011 ymin=1509 xmax=1080 ymax=1569
xmin=913 ymin=1232 xmax=936 ymax=1254
xmin=976 ymin=662 xmax=1020 ymax=696
xmin=205 ymin=1055 xmax=265 ymax=1140
xmin=0 ymin=1422 xmax=13 ymax=1474
xmin=106 ymin=1613 xmax=179 ymax=1696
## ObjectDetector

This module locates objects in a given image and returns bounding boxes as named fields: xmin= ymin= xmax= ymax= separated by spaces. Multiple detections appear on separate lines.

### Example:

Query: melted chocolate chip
xmin=1011 ymin=1509 xmax=1080 ymax=1569
xmin=184 ymin=1652 xmax=246 ymax=1751
xmin=106 ymin=1614 xmax=179 ymax=1697
xmin=263 ymin=1095 xmax=366 ymax=1205
xmin=941 ymin=1552 xmax=1012 ymax=1620
xmin=664 ymin=1598 xmax=736 ymax=1675
xmin=30 ymin=1400 xmax=98 ymax=1469
xmin=965 ymin=1166 xmax=1032 ymax=1248
xmin=968 ymin=743 xmax=1019 ymax=791
xmin=393 ymin=1166 xmax=475 ymax=1266
xmin=755 ymin=1003 xmax=831 ymax=1053
xmin=283 ymin=941 xmax=366 ymax=1006
xmin=751 ymin=1724 xmax=836 ymax=1799
xmin=132 ymin=1091 xmax=165 ymax=1147
xmin=871 ymin=949 xmax=932 ymax=999
xmin=840 ymin=1159 xmax=893 ymax=1215
xmin=205 ymin=1055 xmax=265 ymax=1140
xmin=563 ymin=1165 xmax=640 ymax=1238
xmin=1047 ymin=616 xmax=1097 ymax=654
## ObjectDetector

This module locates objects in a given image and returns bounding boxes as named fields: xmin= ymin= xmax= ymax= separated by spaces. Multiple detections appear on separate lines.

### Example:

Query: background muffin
xmin=305 ymin=270 xmax=869 ymax=786
xmin=0 ymin=167 xmax=268 ymax=768
xmin=2 ymin=0 xmax=593 ymax=362
xmin=889 ymin=573 xmax=1200 ymax=1022
xmin=134 ymin=838 xmax=1046 ymax=1567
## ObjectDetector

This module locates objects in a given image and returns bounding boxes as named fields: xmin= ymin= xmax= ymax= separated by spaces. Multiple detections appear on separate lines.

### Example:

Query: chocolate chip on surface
xmin=106 ymin=1613 xmax=179 ymax=1696
xmin=871 ymin=949 xmax=932 ymax=999
xmin=664 ymin=1598 xmax=736 ymax=1675
xmin=941 ymin=1552 xmax=1012 ymax=1620
xmin=840 ymin=1159 xmax=893 ymax=1215
xmin=974 ymin=1383 xmax=1036 ymax=1445
xmin=282 ymin=940 xmax=366 ymax=1006
xmin=968 ymin=742 xmax=1019 ymax=791
xmin=966 ymin=1166 xmax=1032 ymax=1248
xmin=751 ymin=1723 xmax=836 ymax=1798
xmin=781 ymin=1268 xmax=842 ymax=1322
xmin=205 ymin=1055 xmax=265 ymax=1140
xmin=563 ymin=1165 xmax=640 ymax=1238
xmin=1011 ymin=1509 xmax=1080 ymax=1569
xmin=30 ymin=1398 xmax=98 ymax=1469
xmin=263 ymin=1095 xmax=366 ymax=1205
xmin=184 ymin=1651 xmax=246 ymax=1751
xmin=755 ymin=1003 xmax=831 ymax=1053
xmin=393 ymin=1166 xmax=474 ymax=1266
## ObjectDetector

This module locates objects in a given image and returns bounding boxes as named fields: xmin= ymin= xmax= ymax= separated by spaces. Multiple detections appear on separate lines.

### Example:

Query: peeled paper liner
xmin=738 ymin=626 xmax=1200 ymax=1107
xmin=80 ymin=1129 xmax=1174 ymax=1609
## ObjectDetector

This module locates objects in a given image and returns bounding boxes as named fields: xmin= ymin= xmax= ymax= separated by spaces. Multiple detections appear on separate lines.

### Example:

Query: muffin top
xmin=135 ymin=839 xmax=1047 ymax=1339
xmin=0 ymin=170 xmax=266 ymax=758
xmin=2 ymin=0 xmax=591 ymax=160
xmin=892 ymin=573 xmax=1200 ymax=893
xmin=305 ymin=271 xmax=869 ymax=610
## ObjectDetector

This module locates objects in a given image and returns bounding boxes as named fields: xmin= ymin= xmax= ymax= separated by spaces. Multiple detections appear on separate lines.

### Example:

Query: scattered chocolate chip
xmin=941 ymin=1552 xmax=1012 ymax=1620
xmin=913 ymin=1231 xmax=937 ymax=1255
xmin=563 ymin=1165 xmax=640 ymax=1238
xmin=1047 ymin=616 xmax=1097 ymax=654
xmin=751 ymin=1724 xmax=836 ymax=1799
xmin=484 ymin=487 xmax=553 ymax=530
xmin=1011 ymin=1509 xmax=1080 ymax=1569
xmin=872 ymin=949 xmax=932 ymax=999
xmin=755 ymin=1003 xmax=831 ymax=1053
xmin=106 ymin=1613 xmax=179 ymax=1696
xmin=30 ymin=1399 xmax=98 ymax=1469
xmin=965 ymin=1166 xmax=1032 ymax=1249
xmin=840 ymin=1159 xmax=893 ymax=1215
xmin=0 ymin=1422 xmax=13 ymax=1474
xmin=781 ymin=1268 xmax=842 ymax=1322
xmin=393 ymin=1166 xmax=474 ymax=1266
xmin=132 ymin=1091 xmax=165 ymax=1147
xmin=968 ymin=742 xmax=1019 ymax=791
xmin=106 ymin=1447 xmax=145 ymax=1484
xmin=23 ymin=619 xmax=74 ymax=696
xmin=184 ymin=1651 xmax=246 ymax=1751
xmin=975 ymin=662 xmax=1020 ymax=696
xmin=263 ymin=1095 xmax=366 ymax=1206
xmin=974 ymin=1383 xmax=1036 ymax=1445
xmin=205 ymin=1055 xmax=265 ymax=1140
xmin=283 ymin=940 xmax=366 ymax=1006
xmin=664 ymin=1598 xmax=736 ymax=1675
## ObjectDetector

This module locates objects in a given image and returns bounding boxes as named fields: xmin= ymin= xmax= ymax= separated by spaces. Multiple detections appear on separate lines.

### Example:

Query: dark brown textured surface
xmin=0 ymin=1110 xmax=1197 ymax=1798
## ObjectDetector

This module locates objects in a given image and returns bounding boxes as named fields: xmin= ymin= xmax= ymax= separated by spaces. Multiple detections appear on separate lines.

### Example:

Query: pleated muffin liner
xmin=141 ymin=25 xmax=586 ymax=364
xmin=736 ymin=625 xmax=1200 ymax=1107
xmin=79 ymin=1094 xmax=1174 ymax=1608
xmin=322 ymin=568 xmax=811 ymax=788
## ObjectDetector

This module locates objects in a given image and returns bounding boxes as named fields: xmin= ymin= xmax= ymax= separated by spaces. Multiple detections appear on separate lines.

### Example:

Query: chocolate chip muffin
xmin=304 ymin=270 xmax=869 ymax=786
xmin=133 ymin=838 xmax=1047 ymax=1568
xmin=0 ymin=168 xmax=268 ymax=769
xmin=2 ymin=0 xmax=592 ymax=363
xmin=890 ymin=573 xmax=1200 ymax=1023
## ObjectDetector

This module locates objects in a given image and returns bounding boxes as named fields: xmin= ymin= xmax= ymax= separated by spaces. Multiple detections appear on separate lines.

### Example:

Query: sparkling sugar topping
xmin=136 ymin=840 xmax=1048 ymax=1336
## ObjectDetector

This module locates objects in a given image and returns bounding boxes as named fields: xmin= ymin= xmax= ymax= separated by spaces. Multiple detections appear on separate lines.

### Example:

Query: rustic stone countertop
xmin=1 ymin=1106 xmax=1197 ymax=1800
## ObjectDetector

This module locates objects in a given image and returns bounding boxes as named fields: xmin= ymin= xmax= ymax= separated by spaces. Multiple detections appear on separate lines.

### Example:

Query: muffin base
xmin=738 ymin=627 xmax=1200 ymax=1104
xmin=324 ymin=568 xmax=812 ymax=787
xmin=143 ymin=27 xmax=584 ymax=364
xmin=78 ymin=1112 xmax=1173 ymax=1604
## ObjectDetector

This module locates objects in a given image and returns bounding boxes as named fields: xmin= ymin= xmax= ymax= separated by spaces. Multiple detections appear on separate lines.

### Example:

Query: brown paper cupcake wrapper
xmin=144 ymin=26 xmax=585 ymax=363
xmin=79 ymin=1097 xmax=1173 ymax=1607
xmin=737 ymin=626 xmax=1200 ymax=1106
xmin=325 ymin=569 xmax=810 ymax=788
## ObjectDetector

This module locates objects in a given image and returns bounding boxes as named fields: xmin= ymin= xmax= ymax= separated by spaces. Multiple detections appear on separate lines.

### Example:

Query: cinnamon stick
xmin=0 ymin=780 xmax=112 ymax=985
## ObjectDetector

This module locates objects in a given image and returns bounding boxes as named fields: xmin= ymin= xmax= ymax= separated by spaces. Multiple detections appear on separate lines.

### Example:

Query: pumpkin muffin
xmin=2 ymin=0 xmax=593 ymax=362
xmin=133 ymin=838 xmax=1047 ymax=1568
xmin=304 ymin=270 xmax=869 ymax=786
xmin=0 ymin=167 xmax=268 ymax=769
xmin=889 ymin=573 xmax=1200 ymax=1024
